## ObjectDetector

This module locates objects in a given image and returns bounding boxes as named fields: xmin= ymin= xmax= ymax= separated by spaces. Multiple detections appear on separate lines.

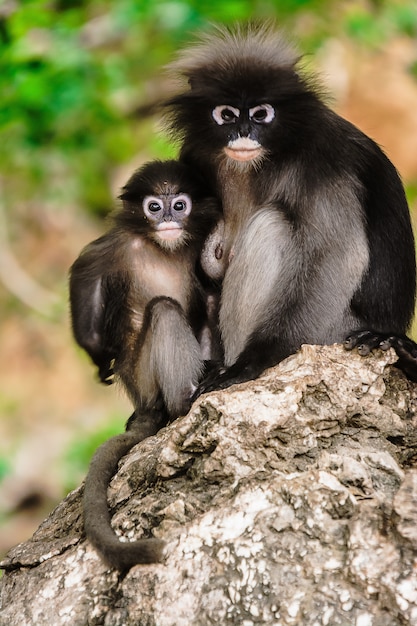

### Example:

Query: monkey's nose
xmin=238 ymin=123 xmax=251 ymax=137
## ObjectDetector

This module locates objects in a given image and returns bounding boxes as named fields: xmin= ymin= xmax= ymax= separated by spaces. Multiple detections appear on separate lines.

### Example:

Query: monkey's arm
xmin=69 ymin=233 xmax=123 ymax=384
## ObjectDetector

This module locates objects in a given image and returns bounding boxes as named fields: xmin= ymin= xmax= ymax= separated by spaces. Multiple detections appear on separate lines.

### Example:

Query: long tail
xmin=83 ymin=425 xmax=165 ymax=570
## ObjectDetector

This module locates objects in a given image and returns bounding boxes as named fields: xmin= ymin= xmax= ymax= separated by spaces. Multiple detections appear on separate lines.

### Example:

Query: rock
xmin=1 ymin=344 xmax=417 ymax=626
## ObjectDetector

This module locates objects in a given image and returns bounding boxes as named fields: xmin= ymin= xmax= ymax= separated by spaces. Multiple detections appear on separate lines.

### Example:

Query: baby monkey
xmin=70 ymin=160 xmax=220 ymax=569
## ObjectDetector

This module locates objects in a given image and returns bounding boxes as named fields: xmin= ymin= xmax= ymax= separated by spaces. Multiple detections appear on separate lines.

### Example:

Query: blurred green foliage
xmin=63 ymin=414 xmax=125 ymax=492
xmin=0 ymin=458 xmax=11 ymax=483
xmin=1 ymin=0 xmax=416 ymax=216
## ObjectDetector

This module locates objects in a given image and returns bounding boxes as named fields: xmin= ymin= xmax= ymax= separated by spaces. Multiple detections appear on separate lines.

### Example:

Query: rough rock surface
xmin=1 ymin=344 xmax=417 ymax=626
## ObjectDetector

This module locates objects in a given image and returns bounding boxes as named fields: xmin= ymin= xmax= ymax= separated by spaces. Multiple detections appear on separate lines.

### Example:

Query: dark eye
xmin=249 ymin=104 xmax=275 ymax=124
xmin=252 ymin=109 xmax=267 ymax=122
xmin=212 ymin=105 xmax=240 ymax=126
xmin=221 ymin=109 xmax=236 ymax=122
xmin=143 ymin=196 xmax=163 ymax=218
xmin=172 ymin=194 xmax=192 ymax=216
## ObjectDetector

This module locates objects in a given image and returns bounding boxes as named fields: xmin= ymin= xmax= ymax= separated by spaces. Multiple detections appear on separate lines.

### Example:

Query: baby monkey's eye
xmin=143 ymin=196 xmax=164 ymax=218
xmin=171 ymin=194 xmax=192 ymax=216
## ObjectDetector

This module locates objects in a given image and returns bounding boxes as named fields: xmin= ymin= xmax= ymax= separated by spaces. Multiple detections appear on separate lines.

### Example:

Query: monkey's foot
xmin=125 ymin=404 xmax=169 ymax=435
xmin=193 ymin=365 xmax=227 ymax=399
xmin=344 ymin=330 xmax=417 ymax=382
xmin=194 ymin=360 xmax=266 ymax=397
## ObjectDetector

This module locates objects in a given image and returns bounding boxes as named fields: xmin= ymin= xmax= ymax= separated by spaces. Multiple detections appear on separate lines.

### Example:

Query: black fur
xmin=165 ymin=23 xmax=416 ymax=391
xmin=69 ymin=160 xmax=220 ymax=569
xmin=70 ymin=160 xmax=219 ymax=385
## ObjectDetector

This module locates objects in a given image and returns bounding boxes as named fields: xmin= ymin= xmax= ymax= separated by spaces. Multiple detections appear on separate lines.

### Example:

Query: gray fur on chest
xmin=214 ymin=165 xmax=369 ymax=364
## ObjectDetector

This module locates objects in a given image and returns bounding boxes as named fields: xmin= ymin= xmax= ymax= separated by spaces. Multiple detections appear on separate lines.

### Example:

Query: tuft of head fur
xmin=168 ymin=22 xmax=300 ymax=86
xmin=119 ymin=160 xmax=206 ymax=204
xmin=163 ymin=23 xmax=324 ymax=159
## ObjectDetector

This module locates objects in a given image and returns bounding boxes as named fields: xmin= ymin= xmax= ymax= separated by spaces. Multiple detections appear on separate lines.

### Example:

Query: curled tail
xmin=83 ymin=413 xmax=167 ymax=570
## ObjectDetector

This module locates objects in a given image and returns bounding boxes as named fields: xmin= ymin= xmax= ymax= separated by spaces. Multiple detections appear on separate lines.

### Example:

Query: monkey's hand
xmin=344 ymin=330 xmax=417 ymax=382
xmin=98 ymin=358 xmax=115 ymax=385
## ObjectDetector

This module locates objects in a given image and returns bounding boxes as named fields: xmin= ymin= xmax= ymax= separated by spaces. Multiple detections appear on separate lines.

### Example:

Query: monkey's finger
xmin=385 ymin=335 xmax=417 ymax=357
xmin=344 ymin=330 xmax=375 ymax=351
xmin=344 ymin=330 xmax=394 ymax=355
xmin=345 ymin=331 xmax=417 ymax=380
xmin=359 ymin=334 xmax=397 ymax=354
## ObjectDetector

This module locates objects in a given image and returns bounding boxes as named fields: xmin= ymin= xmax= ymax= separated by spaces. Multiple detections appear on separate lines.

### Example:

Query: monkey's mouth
xmin=156 ymin=224 xmax=183 ymax=240
xmin=224 ymin=137 xmax=262 ymax=162
xmin=225 ymin=148 xmax=262 ymax=161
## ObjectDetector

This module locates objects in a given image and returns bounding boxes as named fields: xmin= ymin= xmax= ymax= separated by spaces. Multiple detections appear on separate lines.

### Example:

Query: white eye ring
xmin=212 ymin=105 xmax=240 ymax=126
xmin=249 ymin=104 xmax=275 ymax=124
xmin=171 ymin=194 xmax=192 ymax=216
xmin=143 ymin=195 xmax=164 ymax=218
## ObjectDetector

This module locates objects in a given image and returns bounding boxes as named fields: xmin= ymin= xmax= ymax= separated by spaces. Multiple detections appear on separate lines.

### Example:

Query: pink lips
xmin=224 ymin=147 xmax=262 ymax=162
xmin=156 ymin=224 xmax=182 ymax=240
xmin=224 ymin=137 xmax=262 ymax=162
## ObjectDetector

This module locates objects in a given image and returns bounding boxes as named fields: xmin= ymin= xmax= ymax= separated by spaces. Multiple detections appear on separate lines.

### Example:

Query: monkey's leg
xmin=135 ymin=296 xmax=205 ymax=417
xmin=197 ymin=210 xmax=292 ymax=394
xmin=83 ymin=408 xmax=168 ymax=570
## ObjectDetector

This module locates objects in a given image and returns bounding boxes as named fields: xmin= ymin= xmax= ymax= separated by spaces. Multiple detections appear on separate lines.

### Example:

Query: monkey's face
xmin=119 ymin=160 xmax=219 ymax=248
xmin=166 ymin=24 xmax=316 ymax=168
xmin=211 ymin=103 xmax=275 ymax=164
xmin=143 ymin=192 xmax=192 ymax=250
